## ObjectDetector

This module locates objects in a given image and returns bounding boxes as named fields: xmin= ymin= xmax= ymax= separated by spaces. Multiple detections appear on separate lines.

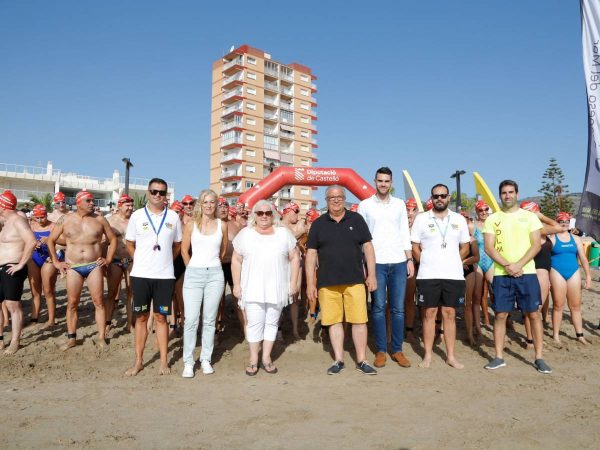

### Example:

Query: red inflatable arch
xmin=238 ymin=167 xmax=375 ymax=209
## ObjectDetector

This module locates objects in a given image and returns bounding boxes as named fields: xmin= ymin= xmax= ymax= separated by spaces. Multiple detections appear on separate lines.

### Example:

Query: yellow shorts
xmin=318 ymin=284 xmax=368 ymax=326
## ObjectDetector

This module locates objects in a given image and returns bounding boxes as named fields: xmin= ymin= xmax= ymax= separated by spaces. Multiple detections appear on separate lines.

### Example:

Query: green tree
xmin=28 ymin=193 xmax=53 ymax=211
xmin=538 ymin=158 xmax=573 ymax=217
xmin=450 ymin=191 xmax=476 ymax=213
xmin=132 ymin=192 xmax=146 ymax=210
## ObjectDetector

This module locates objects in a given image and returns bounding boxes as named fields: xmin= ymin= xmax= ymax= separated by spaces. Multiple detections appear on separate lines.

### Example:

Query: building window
xmin=247 ymin=56 xmax=256 ymax=65
xmin=246 ymin=149 xmax=256 ymax=157
xmin=300 ymin=74 xmax=310 ymax=82
xmin=300 ymin=130 xmax=310 ymax=138
xmin=300 ymin=116 xmax=309 ymax=124
xmin=247 ymin=87 xmax=256 ymax=95
xmin=300 ymin=144 xmax=310 ymax=152
xmin=301 ymin=159 xmax=310 ymax=167
xmin=280 ymin=109 xmax=294 ymax=124
xmin=301 ymin=188 xmax=310 ymax=195
xmin=246 ymin=102 xmax=256 ymax=111
xmin=246 ymin=117 xmax=256 ymax=125
xmin=247 ymin=72 xmax=257 ymax=80
xmin=246 ymin=181 xmax=254 ymax=188
xmin=246 ymin=133 xmax=256 ymax=142
xmin=264 ymin=135 xmax=278 ymax=150
xmin=300 ymin=88 xmax=309 ymax=96
xmin=301 ymin=202 xmax=309 ymax=209
xmin=246 ymin=165 xmax=256 ymax=173
xmin=300 ymin=103 xmax=310 ymax=110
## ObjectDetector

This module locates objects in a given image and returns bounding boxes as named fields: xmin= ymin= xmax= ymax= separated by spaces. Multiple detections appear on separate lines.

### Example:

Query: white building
xmin=0 ymin=161 xmax=175 ymax=211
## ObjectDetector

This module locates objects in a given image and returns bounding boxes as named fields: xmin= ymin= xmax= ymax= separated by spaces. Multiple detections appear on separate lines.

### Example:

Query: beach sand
xmin=1 ymin=273 xmax=599 ymax=449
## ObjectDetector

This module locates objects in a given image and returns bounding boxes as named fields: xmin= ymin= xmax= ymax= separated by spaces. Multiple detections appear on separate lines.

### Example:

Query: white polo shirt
xmin=410 ymin=210 xmax=470 ymax=280
xmin=125 ymin=207 xmax=182 ymax=279
xmin=358 ymin=195 xmax=411 ymax=264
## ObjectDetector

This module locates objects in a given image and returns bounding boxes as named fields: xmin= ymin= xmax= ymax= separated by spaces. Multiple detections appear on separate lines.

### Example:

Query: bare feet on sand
xmin=158 ymin=364 xmax=171 ymax=375
xmin=41 ymin=321 xmax=56 ymax=330
xmin=96 ymin=338 xmax=107 ymax=348
xmin=446 ymin=359 xmax=464 ymax=369
xmin=4 ymin=341 xmax=19 ymax=355
xmin=125 ymin=362 xmax=144 ymax=376
xmin=61 ymin=339 xmax=77 ymax=351
xmin=418 ymin=357 xmax=432 ymax=368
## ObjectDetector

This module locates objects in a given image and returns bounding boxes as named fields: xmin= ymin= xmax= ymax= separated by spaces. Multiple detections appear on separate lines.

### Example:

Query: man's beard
xmin=433 ymin=202 xmax=448 ymax=212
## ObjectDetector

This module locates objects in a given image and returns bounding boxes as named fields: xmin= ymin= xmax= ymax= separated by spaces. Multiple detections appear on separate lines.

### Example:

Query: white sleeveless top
xmin=188 ymin=219 xmax=222 ymax=268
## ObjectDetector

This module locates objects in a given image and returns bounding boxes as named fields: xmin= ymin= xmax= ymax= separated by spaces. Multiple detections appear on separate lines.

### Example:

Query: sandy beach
xmin=1 ymin=271 xmax=599 ymax=450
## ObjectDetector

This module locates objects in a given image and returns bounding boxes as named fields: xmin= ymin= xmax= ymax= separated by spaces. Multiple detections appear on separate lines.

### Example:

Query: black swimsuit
xmin=534 ymin=239 xmax=552 ymax=271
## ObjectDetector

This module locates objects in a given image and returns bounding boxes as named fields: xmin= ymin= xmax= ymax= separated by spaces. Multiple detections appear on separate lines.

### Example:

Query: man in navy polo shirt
xmin=306 ymin=186 xmax=378 ymax=375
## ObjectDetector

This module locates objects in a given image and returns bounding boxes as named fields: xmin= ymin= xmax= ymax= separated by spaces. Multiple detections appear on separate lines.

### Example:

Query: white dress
xmin=232 ymin=226 xmax=297 ymax=308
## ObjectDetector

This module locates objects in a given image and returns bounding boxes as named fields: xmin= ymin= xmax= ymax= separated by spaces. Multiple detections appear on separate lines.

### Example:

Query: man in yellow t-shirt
xmin=482 ymin=180 xmax=551 ymax=374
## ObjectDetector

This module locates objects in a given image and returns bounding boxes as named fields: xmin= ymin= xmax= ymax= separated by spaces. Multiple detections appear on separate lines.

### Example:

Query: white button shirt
xmin=358 ymin=195 xmax=411 ymax=264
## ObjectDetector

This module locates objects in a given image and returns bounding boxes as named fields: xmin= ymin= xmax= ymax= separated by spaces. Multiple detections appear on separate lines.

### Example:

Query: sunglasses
xmin=255 ymin=210 xmax=273 ymax=217
xmin=477 ymin=208 xmax=490 ymax=213
xmin=182 ymin=202 xmax=195 ymax=206
xmin=558 ymin=220 xmax=570 ymax=224
xmin=54 ymin=201 xmax=66 ymax=205
xmin=149 ymin=189 xmax=167 ymax=197
xmin=432 ymin=194 xmax=449 ymax=200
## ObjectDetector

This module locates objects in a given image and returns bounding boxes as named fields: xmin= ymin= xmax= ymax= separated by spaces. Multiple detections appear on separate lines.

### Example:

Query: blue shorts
xmin=492 ymin=274 xmax=541 ymax=313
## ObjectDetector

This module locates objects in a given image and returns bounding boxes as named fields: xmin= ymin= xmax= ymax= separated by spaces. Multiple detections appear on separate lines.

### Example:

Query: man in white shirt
xmin=124 ymin=178 xmax=182 ymax=376
xmin=411 ymin=183 xmax=470 ymax=369
xmin=358 ymin=167 xmax=413 ymax=368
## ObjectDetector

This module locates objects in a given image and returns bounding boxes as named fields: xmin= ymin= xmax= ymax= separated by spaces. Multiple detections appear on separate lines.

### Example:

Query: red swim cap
xmin=53 ymin=192 xmax=66 ymax=203
xmin=218 ymin=196 xmax=228 ymax=206
xmin=32 ymin=204 xmax=48 ymax=217
xmin=425 ymin=199 xmax=433 ymax=211
xmin=181 ymin=195 xmax=194 ymax=204
xmin=349 ymin=204 xmax=359 ymax=212
xmin=118 ymin=193 xmax=133 ymax=206
xmin=519 ymin=201 xmax=540 ymax=212
xmin=282 ymin=202 xmax=300 ymax=215
xmin=306 ymin=208 xmax=319 ymax=223
xmin=76 ymin=189 xmax=94 ymax=204
xmin=556 ymin=211 xmax=571 ymax=222
xmin=475 ymin=200 xmax=489 ymax=211
xmin=406 ymin=198 xmax=417 ymax=209
xmin=0 ymin=190 xmax=17 ymax=210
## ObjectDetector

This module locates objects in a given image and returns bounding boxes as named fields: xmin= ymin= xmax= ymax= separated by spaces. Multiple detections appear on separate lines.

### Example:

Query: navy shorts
xmin=492 ymin=274 xmax=541 ymax=313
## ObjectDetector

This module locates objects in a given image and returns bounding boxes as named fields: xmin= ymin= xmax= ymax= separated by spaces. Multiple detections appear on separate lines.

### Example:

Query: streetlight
xmin=122 ymin=158 xmax=133 ymax=195
xmin=450 ymin=170 xmax=466 ymax=211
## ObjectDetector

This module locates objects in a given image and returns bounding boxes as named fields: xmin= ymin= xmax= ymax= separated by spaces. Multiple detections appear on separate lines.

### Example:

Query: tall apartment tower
xmin=210 ymin=45 xmax=318 ymax=210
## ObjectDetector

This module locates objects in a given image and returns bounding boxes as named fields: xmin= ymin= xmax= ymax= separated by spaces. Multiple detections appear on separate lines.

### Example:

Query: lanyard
xmin=144 ymin=207 xmax=167 ymax=251
xmin=433 ymin=215 xmax=450 ymax=249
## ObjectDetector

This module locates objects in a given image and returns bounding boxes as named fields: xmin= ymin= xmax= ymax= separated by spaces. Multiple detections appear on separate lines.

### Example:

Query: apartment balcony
xmin=264 ymin=81 xmax=279 ymax=93
xmin=311 ymin=82 xmax=317 ymax=92
xmin=263 ymin=149 xmax=294 ymax=164
xmin=311 ymin=138 xmax=318 ymax=148
xmin=311 ymin=152 xmax=318 ymax=162
xmin=221 ymin=150 xmax=243 ymax=165
xmin=264 ymin=127 xmax=278 ymax=137
xmin=280 ymin=114 xmax=294 ymax=125
xmin=280 ymin=72 xmax=293 ymax=83
xmin=222 ymin=56 xmax=244 ymax=75
xmin=280 ymin=87 xmax=293 ymax=97
xmin=265 ymin=67 xmax=279 ymax=78
xmin=279 ymin=130 xmax=294 ymax=140
xmin=221 ymin=167 xmax=242 ymax=182
xmin=222 ymin=102 xmax=243 ymax=117
xmin=311 ymin=109 xmax=317 ymax=120
xmin=222 ymin=72 xmax=244 ymax=89
xmin=222 ymin=87 xmax=244 ymax=104
xmin=279 ymin=101 xmax=293 ymax=111
xmin=264 ymin=110 xmax=279 ymax=122
xmin=311 ymin=123 xmax=318 ymax=134
xmin=221 ymin=184 xmax=242 ymax=195
xmin=310 ymin=96 xmax=317 ymax=105
xmin=264 ymin=96 xmax=278 ymax=107
xmin=221 ymin=132 xmax=243 ymax=150
xmin=221 ymin=117 xmax=243 ymax=132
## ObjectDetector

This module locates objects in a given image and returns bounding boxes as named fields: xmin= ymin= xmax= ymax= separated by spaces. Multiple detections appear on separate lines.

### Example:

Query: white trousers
xmin=244 ymin=302 xmax=283 ymax=343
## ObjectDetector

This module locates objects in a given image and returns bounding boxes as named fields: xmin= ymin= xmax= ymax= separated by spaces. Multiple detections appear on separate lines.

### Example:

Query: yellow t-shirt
xmin=482 ymin=209 xmax=542 ymax=276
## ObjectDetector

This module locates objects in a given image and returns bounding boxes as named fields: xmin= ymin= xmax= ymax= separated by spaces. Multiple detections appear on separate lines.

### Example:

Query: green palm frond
xmin=28 ymin=193 xmax=54 ymax=211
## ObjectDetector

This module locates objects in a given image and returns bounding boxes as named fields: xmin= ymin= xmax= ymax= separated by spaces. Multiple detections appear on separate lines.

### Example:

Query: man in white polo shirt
xmin=358 ymin=167 xmax=413 ymax=369
xmin=124 ymin=178 xmax=182 ymax=376
xmin=411 ymin=183 xmax=470 ymax=369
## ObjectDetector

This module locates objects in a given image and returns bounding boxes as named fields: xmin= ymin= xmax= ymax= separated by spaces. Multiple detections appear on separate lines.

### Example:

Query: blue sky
xmin=0 ymin=1 xmax=587 ymax=205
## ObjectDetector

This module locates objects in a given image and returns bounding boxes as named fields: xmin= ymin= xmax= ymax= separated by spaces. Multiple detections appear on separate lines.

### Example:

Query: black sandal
xmin=261 ymin=362 xmax=278 ymax=374
xmin=245 ymin=364 xmax=258 ymax=376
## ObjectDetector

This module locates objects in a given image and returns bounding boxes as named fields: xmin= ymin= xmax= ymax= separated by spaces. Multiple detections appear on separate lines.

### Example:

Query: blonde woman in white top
xmin=232 ymin=200 xmax=300 ymax=376
xmin=181 ymin=190 xmax=228 ymax=378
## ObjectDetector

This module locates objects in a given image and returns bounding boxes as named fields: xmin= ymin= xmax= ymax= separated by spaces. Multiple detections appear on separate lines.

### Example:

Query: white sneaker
xmin=182 ymin=364 xmax=194 ymax=378
xmin=200 ymin=360 xmax=215 ymax=375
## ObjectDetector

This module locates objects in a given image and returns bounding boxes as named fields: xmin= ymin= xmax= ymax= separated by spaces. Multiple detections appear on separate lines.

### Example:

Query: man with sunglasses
xmin=358 ymin=167 xmax=413 ymax=369
xmin=48 ymin=192 xmax=70 ymax=223
xmin=181 ymin=194 xmax=195 ymax=225
xmin=482 ymin=180 xmax=551 ymax=374
xmin=47 ymin=189 xmax=118 ymax=351
xmin=306 ymin=185 xmax=378 ymax=375
xmin=411 ymin=184 xmax=470 ymax=369
xmin=281 ymin=202 xmax=307 ymax=341
xmin=124 ymin=178 xmax=182 ymax=376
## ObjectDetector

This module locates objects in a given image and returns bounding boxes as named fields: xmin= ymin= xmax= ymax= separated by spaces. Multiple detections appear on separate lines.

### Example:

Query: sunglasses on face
xmin=255 ymin=210 xmax=273 ymax=217
xmin=182 ymin=202 xmax=194 ymax=206
xmin=54 ymin=201 xmax=65 ymax=205
xmin=432 ymin=194 xmax=449 ymax=200
xmin=477 ymin=208 xmax=490 ymax=213
xmin=149 ymin=189 xmax=167 ymax=197
xmin=558 ymin=220 xmax=570 ymax=224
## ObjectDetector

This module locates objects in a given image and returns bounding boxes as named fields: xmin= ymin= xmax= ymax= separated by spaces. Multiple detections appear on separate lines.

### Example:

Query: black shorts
xmin=131 ymin=276 xmax=175 ymax=315
xmin=222 ymin=262 xmax=233 ymax=288
xmin=416 ymin=279 xmax=465 ymax=308
xmin=0 ymin=264 xmax=28 ymax=302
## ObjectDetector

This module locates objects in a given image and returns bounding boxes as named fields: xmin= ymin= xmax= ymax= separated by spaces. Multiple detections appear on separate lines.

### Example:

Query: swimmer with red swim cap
xmin=181 ymin=194 xmax=195 ymax=225
xmin=0 ymin=190 xmax=37 ymax=353
xmin=47 ymin=189 xmax=118 ymax=351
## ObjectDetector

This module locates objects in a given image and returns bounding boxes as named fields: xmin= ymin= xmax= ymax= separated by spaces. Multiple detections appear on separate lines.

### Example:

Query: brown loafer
xmin=391 ymin=351 xmax=411 ymax=368
xmin=373 ymin=352 xmax=387 ymax=368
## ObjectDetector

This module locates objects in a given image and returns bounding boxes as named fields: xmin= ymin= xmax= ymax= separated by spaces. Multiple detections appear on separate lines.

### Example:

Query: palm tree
xmin=28 ymin=193 xmax=54 ymax=211
xmin=132 ymin=192 xmax=146 ymax=210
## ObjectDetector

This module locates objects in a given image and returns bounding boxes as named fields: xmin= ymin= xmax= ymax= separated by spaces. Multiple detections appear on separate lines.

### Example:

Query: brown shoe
xmin=373 ymin=352 xmax=387 ymax=368
xmin=391 ymin=351 xmax=411 ymax=368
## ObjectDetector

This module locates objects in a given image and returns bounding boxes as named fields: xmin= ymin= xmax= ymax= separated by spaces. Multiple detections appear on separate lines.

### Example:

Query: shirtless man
xmin=47 ymin=189 xmax=117 ymax=350
xmin=181 ymin=194 xmax=195 ymax=226
xmin=47 ymin=192 xmax=69 ymax=223
xmin=217 ymin=198 xmax=244 ymax=335
xmin=105 ymin=194 xmax=134 ymax=332
xmin=281 ymin=202 xmax=307 ymax=340
xmin=0 ymin=191 xmax=36 ymax=354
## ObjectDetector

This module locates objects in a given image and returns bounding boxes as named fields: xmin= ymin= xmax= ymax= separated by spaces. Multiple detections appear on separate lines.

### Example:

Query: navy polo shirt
xmin=306 ymin=209 xmax=372 ymax=289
